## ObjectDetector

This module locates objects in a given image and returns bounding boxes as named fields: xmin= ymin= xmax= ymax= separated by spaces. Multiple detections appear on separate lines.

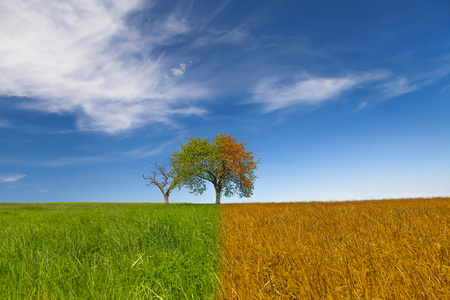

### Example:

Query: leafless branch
xmin=143 ymin=160 xmax=175 ymax=204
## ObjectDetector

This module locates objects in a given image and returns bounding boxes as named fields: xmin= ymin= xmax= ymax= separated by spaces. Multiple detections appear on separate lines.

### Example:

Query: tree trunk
xmin=164 ymin=194 xmax=169 ymax=205
xmin=215 ymin=190 xmax=221 ymax=205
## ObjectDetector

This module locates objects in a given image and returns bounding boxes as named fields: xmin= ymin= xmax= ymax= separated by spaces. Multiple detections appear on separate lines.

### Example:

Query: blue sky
xmin=1 ymin=0 xmax=450 ymax=203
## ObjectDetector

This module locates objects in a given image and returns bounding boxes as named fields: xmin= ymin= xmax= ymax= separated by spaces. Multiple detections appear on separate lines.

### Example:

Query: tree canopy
xmin=171 ymin=133 xmax=259 ymax=204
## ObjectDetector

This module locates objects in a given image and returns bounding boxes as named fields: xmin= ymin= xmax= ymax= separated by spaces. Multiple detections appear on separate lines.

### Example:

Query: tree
xmin=142 ymin=161 xmax=175 ymax=205
xmin=171 ymin=133 xmax=259 ymax=204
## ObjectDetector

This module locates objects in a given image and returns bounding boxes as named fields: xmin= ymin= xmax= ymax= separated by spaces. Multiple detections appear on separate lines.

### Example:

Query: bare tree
xmin=142 ymin=161 xmax=175 ymax=205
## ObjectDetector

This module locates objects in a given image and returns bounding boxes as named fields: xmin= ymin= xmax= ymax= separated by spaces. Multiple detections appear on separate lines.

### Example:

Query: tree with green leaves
xmin=171 ymin=133 xmax=259 ymax=204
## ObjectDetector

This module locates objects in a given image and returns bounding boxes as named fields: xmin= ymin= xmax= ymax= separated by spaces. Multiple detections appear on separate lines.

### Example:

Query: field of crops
xmin=218 ymin=198 xmax=450 ymax=299
xmin=1 ymin=198 xmax=449 ymax=299
xmin=0 ymin=203 xmax=220 ymax=299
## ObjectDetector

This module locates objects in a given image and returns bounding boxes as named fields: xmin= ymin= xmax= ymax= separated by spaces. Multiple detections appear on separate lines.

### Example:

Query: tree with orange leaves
xmin=171 ymin=133 xmax=259 ymax=204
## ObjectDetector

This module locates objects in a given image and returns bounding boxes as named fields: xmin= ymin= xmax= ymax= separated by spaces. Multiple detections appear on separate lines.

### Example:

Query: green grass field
xmin=0 ymin=203 xmax=220 ymax=299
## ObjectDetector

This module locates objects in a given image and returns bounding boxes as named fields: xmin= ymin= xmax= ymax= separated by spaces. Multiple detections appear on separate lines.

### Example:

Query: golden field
xmin=217 ymin=198 xmax=450 ymax=299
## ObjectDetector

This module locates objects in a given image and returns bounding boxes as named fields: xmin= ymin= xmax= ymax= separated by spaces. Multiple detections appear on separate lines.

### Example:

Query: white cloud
xmin=122 ymin=140 xmax=174 ymax=159
xmin=193 ymin=26 xmax=251 ymax=48
xmin=35 ymin=156 xmax=108 ymax=167
xmin=253 ymin=75 xmax=361 ymax=112
xmin=0 ymin=154 xmax=112 ymax=168
xmin=0 ymin=119 xmax=11 ymax=128
xmin=160 ymin=14 xmax=190 ymax=36
xmin=251 ymin=71 xmax=398 ymax=112
xmin=378 ymin=66 xmax=450 ymax=99
xmin=381 ymin=77 xmax=419 ymax=98
xmin=0 ymin=0 xmax=208 ymax=134
xmin=0 ymin=174 xmax=26 ymax=183
xmin=356 ymin=102 xmax=368 ymax=111
xmin=171 ymin=63 xmax=187 ymax=77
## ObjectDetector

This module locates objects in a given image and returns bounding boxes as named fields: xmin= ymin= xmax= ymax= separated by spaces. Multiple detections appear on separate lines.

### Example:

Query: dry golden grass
xmin=218 ymin=198 xmax=450 ymax=299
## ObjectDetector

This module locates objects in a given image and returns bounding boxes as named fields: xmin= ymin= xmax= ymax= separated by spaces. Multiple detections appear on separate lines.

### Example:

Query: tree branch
xmin=143 ymin=160 xmax=175 ymax=204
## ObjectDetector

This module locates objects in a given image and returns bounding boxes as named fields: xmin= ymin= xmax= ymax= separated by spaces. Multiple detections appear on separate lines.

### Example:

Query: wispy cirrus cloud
xmin=0 ymin=119 xmax=11 ymax=128
xmin=0 ymin=174 xmax=26 ymax=183
xmin=380 ymin=77 xmax=421 ymax=98
xmin=122 ymin=140 xmax=174 ymax=159
xmin=35 ymin=156 xmax=109 ymax=168
xmin=193 ymin=26 xmax=252 ymax=47
xmin=0 ymin=144 xmax=170 ymax=168
xmin=0 ymin=0 xmax=208 ymax=134
xmin=252 ymin=73 xmax=381 ymax=112
xmin=0 ymin=154 xmax=107 ymax=167
xmin=380 ymin=65 xmax=450 ymax=99
xmin=251 ymin=67 xmax=450 ymax=112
